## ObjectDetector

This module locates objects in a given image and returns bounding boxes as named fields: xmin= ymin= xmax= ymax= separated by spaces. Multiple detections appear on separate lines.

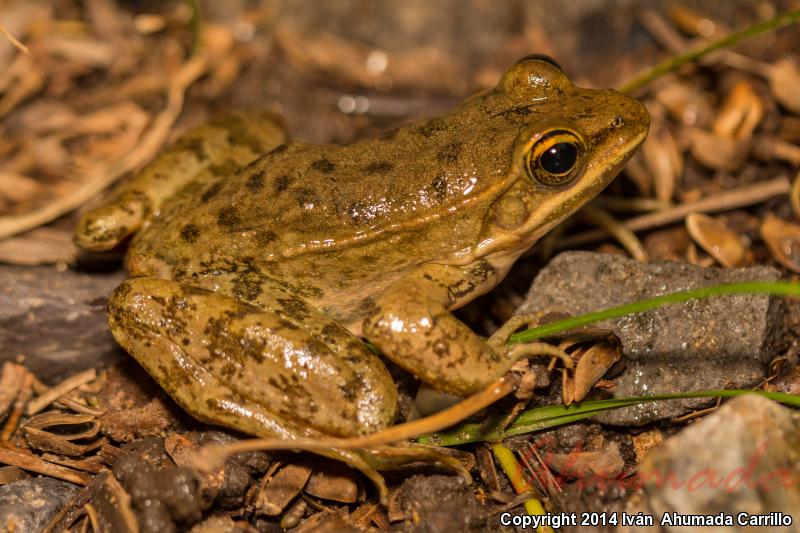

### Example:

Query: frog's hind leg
xmin=75 ymin=111 xmax=286 ymax=251
xmin=108 ymin=277 xmax=472 ymax=503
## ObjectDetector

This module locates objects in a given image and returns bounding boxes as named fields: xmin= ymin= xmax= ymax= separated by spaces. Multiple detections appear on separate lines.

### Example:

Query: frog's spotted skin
xmin=75 ymin=111 xmax=287 ymax=251
xmin=75 ymin=59 xmax=649 ymax=492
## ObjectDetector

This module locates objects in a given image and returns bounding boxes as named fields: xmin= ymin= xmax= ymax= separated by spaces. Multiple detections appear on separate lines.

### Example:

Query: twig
xmin=26 ymin=369 xmax=97 ymax=416
xmin=0 ymin=371 xmax=33 ymax=442
xmin=0 ymin=24 xmax=28 ymax=54
xmin=579 ymin=205 xmax=648 ymax=261
xmin=0 ymin=52 xmax=209 ymax=241
xmin=0 ymin=447 xmax=93 ymax=485
xmin=558 ymin=176 xmax=790 ymax=249
xmin=0 ymin=362 xmax=27 ymax=418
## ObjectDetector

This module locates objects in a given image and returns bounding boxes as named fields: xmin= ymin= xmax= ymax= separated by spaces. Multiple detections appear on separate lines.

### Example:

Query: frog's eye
xmin=526 ymin=129 xmax=584 ymax=186
xmin=515 ymin=54 xmax=563 ymax=72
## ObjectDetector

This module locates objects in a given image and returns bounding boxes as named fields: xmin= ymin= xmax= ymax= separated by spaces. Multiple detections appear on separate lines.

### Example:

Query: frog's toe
xmin=361 ymin=444 xmax=473 ymax=483
xmin=74 ymin=191 xmax=149 ymax=251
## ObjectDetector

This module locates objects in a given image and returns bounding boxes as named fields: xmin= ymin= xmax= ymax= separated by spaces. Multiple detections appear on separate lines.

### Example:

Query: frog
xmin=74 ymin=56 xmax=649 ymax=497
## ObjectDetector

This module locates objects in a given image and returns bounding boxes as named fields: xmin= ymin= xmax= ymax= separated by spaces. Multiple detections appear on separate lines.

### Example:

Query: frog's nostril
xmin=610 ymin=116 xmax=625 ymax=129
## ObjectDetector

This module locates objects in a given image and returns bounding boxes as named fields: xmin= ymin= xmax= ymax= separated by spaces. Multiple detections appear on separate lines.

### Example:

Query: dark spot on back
xmin=256 ymin=231 xmax=277 ymax=246
xmin=209 ymin=159 xmax=241 ymax=177
xmin=201 ymin=182 xmax=223 ymax=202
xmin=178 ymin=137 xmax=209 ymax=161
xmin=380 ymin=129 xmax=398 ymax=141
xmin=218 ymin=206 xmax=241 ymax=228
xmin=274 ymin=174 xmax=292 ymax=192
xmin=293 ymin=187 xmax=318 ymax=209
xmin=321 ymin=324 xmax=341 ymax=340
xmin=362 ymin=160 xmax=393 ymax=174
xmin=246 ymin=170 xmax=266 ymax=191
xmin=437 ymin=142 xmax=462 ymax=163
xmin=180 ymin=224 xmax=200 ymax=243
xmin=310 ymin=158 xmax=335 ymax=173
xmin=270 ymin=143 xmax=288 ymax=155
xmin=417 ymin=117 xmax=446 ymax=138
xmin=494 ymin=104 xmax=536 ymax=119
xmin=431 ymin=173 xmax=448 ymax=200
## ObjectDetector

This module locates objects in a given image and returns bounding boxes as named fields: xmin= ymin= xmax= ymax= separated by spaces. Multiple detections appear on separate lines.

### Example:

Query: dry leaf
xmin=760 ymin=214 xmax=800 ymax=273
xmin=686 ymin=213 xmax=749 ymax=268
xmin=688 ymin=128 xmax=749 ymax=171
xmin=712 ymin=79 xmax=763 ymax=140
xmin=767 ymin=58 xmax=800 ymax=114
xmin=562 ymin=340 xmax=621 ymax=404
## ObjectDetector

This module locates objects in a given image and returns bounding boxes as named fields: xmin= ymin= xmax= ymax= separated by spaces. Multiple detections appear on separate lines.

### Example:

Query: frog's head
xmin=476 ymin=56 xmax=649 ymax=260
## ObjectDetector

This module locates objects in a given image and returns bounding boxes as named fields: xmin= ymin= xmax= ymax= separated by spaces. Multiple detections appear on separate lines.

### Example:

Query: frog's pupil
xmin=539 ymin=142 xmax=577 ymax=175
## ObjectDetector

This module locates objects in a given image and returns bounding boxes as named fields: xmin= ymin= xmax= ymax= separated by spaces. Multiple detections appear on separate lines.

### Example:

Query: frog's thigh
xmin=75 ymin=111 xmax=286 ymax=251
xmin=108 ymin=277 xmax=397 ymax=438
xmin=363 ymin=264 xmax=512 ymax=397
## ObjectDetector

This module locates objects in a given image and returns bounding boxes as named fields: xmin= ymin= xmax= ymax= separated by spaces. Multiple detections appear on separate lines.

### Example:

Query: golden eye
xmin=526 ymin=129 xmax=585 ymax=186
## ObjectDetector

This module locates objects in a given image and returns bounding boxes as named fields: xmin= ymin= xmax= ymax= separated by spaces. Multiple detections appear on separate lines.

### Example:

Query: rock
xmin=0 ymin=265 xmax=126 ymax=383
xmin=518 ymin=252 xmax=784 ymax=424
xmin=0 ymin=477 xmax=80 ymax=532
xmin=621 ymin=395 xmax=800 ymax=532
xmin=392 ymin=475 xmax=488 ymax=532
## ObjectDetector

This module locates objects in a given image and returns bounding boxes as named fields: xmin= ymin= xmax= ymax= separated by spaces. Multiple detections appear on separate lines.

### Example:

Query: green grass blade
xmin=417 ymin=389 xmax=800 ymax=446
xmin=509 ymin=281 xmax=800 ymax=344
xmin=619 ymin=9 xmax=800 ymax=94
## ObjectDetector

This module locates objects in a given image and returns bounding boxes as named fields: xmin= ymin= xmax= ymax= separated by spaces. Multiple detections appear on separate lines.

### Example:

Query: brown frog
xmin=75 ymin=57 xmax=649 ymax=494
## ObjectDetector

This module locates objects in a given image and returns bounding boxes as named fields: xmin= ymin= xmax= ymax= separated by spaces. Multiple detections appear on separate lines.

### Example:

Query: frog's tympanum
xmin=75 ymin=58 xmax=649 ymax=492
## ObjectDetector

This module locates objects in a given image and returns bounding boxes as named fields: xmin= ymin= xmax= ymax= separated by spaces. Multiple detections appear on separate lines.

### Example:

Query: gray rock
xmin=518 ymin=252 xmax=784 ymax=424
xmin=0 ymin=477 xmax=80 ymax=532
xmin=0 ymin=265 xmax=126 ymax=384
xmin=621 ymin=395 xmax=800 ymax=532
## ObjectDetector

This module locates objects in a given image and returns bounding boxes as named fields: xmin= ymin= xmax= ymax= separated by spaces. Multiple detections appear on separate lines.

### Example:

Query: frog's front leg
xmin=363 ymin=263 xmax=538 ymax=396
xmin=75 ymin=111 xmax=286 ymax=251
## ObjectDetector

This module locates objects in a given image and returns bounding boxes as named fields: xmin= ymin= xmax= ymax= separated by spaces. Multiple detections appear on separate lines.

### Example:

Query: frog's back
xmin=128 ymin=101 xmax=525 ymax=281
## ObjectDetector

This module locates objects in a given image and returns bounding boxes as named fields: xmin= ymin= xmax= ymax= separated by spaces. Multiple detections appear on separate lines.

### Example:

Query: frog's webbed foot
xmin=74 ymin=111 xmax=286 ymax=251
xmin=487 ymin=314 xmax=574 ymax=371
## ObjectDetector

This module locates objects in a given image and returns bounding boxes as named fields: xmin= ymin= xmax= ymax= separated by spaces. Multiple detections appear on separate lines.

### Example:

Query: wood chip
xmin=23 ymin=411 xmax=104 ymax=456
xmin=0 ymin=362 xmax=26 ymax=419
xmin=41 ymin=453 xmax=107 ymax=475
xmin=0 ymin=369 xmax=33 ymax=442
xmin=0 ymin=446 xmax=92 ymax=485
xmin=305 ymin=461 xmax=358 ymax=503
xmin=254 ymin=463 xmax=312 ymax=516
xmin=27 ymin=368 xmax=97 ymax=415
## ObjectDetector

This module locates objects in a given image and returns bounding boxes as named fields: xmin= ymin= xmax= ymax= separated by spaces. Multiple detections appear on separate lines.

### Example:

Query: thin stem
xmin=510 ymin=281 xmax=800 ymax=344
xmin=492 ymin=444 xmax=553 ymax=532
xmin=419 ymin=388 xmax=800 ymax=446
xmin=618 ymin=9 xmax=800 ymax=94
